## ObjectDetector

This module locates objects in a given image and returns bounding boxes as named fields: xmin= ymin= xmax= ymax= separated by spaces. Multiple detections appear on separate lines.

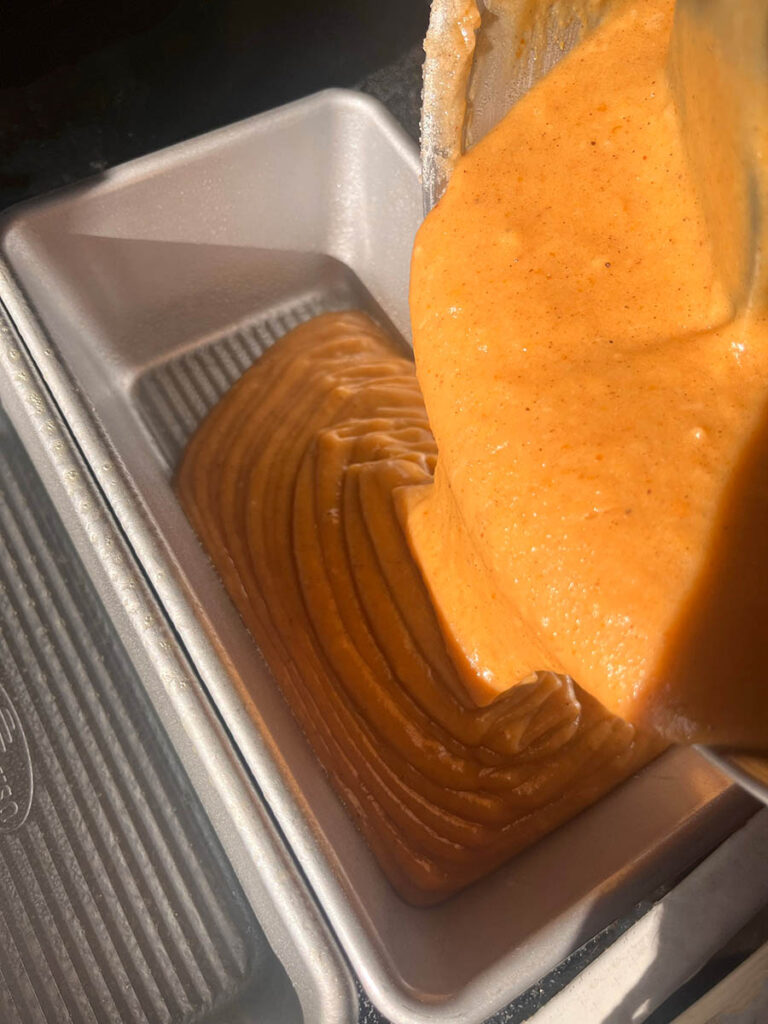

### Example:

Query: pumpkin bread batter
xmin=409 ymin=0 xmax=768 ymax=748
xmin=177 ymin=0 xmax=768 ymax=902
xmin=176 ymin=312 xmax=661 ymax=903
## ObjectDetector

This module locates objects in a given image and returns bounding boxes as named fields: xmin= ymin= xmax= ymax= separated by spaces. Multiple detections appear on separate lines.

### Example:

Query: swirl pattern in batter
xmin=176 ymin=311 xmax=661 ymax=903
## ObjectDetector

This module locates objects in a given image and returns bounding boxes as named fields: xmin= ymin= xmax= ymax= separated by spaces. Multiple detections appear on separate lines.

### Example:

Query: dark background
xmin=1 ymin=0 xmax=429 ymax=211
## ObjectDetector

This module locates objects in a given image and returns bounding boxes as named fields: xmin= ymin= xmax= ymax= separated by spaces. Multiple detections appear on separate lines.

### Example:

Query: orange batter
xmin=177 ymin=312 xmax=659 ymax=903
xmin=409 ymin=0 xmax=768 ymax=748
xmin=178 ymin=0 xmax=768 ymax=902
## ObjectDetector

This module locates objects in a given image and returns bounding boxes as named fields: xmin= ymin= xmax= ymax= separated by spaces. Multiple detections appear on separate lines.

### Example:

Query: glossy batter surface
xmin=177 ymin=0 xmax=768 ymax=902
xmin=176 ymin=312 xmax=660 ymax=903
xmin=410 ymin=0 xmax=768 ymax=747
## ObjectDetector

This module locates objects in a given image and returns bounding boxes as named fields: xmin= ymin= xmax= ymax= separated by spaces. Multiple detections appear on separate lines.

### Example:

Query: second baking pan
xmin=0 ymin=89 xmax=758 ymax=1023
xmin=0 ymin=301 xmax=355 ymax=1023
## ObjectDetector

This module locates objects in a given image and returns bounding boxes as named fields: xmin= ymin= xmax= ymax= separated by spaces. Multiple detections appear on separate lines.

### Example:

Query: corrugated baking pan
xmin=0 ymin=89 xmax=759 ymax=1023
xmin=0 ymin=302 xmax=355 ymax=1022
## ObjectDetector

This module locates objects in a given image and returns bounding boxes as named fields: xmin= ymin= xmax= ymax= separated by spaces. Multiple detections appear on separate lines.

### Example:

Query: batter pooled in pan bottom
xmin=176 ymin=311 xmax=660 ymax=904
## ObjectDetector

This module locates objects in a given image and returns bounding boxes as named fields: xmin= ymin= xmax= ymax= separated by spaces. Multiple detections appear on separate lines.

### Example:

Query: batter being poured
xmin=409 ymin=0 xmax=768 ymax=749
xmin=178 ymin=0 xmax=768 ymax=903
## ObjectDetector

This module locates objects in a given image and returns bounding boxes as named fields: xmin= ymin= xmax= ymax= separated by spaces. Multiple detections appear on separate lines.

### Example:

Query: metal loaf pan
xmin=0 ymin=90 xmax=758 ymax=1024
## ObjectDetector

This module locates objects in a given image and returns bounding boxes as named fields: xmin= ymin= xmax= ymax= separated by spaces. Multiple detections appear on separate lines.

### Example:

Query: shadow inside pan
xmin=126 ymin=245 xmax=402 ymax=465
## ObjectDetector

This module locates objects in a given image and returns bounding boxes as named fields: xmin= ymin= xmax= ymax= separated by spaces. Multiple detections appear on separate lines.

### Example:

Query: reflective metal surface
xmin=703 ymin=749 xmax=768 ymax=807
xmin=0 ymin=297 xmax=355 ymax=1024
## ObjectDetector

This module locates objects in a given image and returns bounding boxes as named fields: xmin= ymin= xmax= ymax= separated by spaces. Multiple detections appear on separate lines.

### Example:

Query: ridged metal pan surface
xmin=0 ymin=303 xmax=355 ymax=1024
xmin=0 ymin=404 xmax=262 ymax=1024
xmin=0 ymin=90 xmax=759 ymax=1024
